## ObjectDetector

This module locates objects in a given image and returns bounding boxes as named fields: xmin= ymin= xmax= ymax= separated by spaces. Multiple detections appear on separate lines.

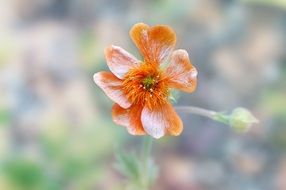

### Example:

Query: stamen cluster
xmin=122 ymin=63 xmax=169 ymax=109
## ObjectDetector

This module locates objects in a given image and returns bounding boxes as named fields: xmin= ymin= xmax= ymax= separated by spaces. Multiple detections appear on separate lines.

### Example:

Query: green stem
xmin=175 ymin=106 xmax=231 ymax=125
xmin=175 ymin=106 xmax=217 ymax=119
xmin=140 ymin=136 xmax=153 ymax=190
xmin=175 ymin=106 xmax=258 ymax=132
xmin=141 ymin=136 xmax=153 ymax=162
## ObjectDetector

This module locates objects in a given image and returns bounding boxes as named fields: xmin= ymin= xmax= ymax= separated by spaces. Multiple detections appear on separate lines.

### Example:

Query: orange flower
xmin=93 ymin=23 xmax=198 ymax=138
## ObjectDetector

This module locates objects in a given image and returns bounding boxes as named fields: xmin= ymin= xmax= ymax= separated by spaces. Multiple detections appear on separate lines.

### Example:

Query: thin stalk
xmin=140 ymin=136 xmax=153 ymax=190
xmin=141 ymin=136 xmax=153 ymax=162
xmin=175 ymin=106 xmax=217 ymax=119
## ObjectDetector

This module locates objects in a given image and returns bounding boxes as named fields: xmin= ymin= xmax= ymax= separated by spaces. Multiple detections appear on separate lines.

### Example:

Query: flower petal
xmin=141 ymin=103 xmax=183 ymax=138
xmin=105 ymin=45 xmax=139 ymax=79
xmin=93 ymin=72 xmax=131 ymax=108
xmin=112 ymin=104 xmax=146 ymax=135
xmin=129 ymin=23 xmax=176 ymax=64
xmin=165 ymin=49 xmax=198 ymax=93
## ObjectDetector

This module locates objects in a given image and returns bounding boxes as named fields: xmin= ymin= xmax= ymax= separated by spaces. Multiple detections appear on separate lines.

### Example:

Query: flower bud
xmin=229 ymin=108 xmax=259 ymax=132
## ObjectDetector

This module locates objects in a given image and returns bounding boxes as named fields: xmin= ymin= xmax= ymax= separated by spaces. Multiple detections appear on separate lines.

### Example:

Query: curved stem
xmin=175 ymin=106 xmax=217 ymax=119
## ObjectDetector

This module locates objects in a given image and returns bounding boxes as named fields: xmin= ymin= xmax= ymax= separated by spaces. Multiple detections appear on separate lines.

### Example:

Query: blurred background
xmin=0 ymin=0 xmax=286 ymax=189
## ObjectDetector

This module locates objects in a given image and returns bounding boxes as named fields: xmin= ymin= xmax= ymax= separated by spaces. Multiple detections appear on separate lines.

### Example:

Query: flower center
xmin=122 ymin=63 xmax=169 ymax=109
xmin=142 ymin=76 xmax=157 ymax=90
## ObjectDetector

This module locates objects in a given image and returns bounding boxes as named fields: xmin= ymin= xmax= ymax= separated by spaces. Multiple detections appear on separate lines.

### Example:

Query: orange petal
xmin=112 ymin=104 xmax=146 ymax=135
xmin=93 ymin=72 xmax=131 ymax=108
xmin=165 ymin=49 xmax=198 ymax=93
xmin=141 ymin=103 xmax=183 ymax=138
xmin=129 ymin=23 xmax=176 ymax=64
xmin=105 ymin=45 xmax=139 ymax=79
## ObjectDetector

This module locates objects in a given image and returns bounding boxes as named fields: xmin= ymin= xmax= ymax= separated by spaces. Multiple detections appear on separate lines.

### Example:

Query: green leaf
xmin=114 ymin=150 xmax=141 ymax=181
xmin=114 ymin=138 xmax=158 ymax=189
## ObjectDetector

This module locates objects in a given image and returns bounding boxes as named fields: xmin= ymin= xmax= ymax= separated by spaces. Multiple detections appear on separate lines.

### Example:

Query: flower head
xmin=93 ymin=23 xmax=198 ymax=138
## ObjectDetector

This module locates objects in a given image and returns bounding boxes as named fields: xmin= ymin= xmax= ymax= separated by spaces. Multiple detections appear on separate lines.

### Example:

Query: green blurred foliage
xmin=3 ymin=159 xmax=45 ymax=190
xmin=79 ymin=32 xmax=103 ymax=71
xmin=0 ymin=35 xmax=15 ymax=68
xmin=242 ymin=0 xmax=286 ymax=9
xmin=0 ymin=108 xmax=10 ymax=126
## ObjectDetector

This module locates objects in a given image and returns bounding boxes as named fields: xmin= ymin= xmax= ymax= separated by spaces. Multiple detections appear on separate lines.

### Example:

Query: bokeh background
xmin=0 ymin=0 xmax=286 ymax=189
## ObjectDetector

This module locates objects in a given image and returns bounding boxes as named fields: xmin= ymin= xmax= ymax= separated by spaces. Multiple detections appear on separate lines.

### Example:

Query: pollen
xmin=122 ymin=63 xmax=169 ymax=109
